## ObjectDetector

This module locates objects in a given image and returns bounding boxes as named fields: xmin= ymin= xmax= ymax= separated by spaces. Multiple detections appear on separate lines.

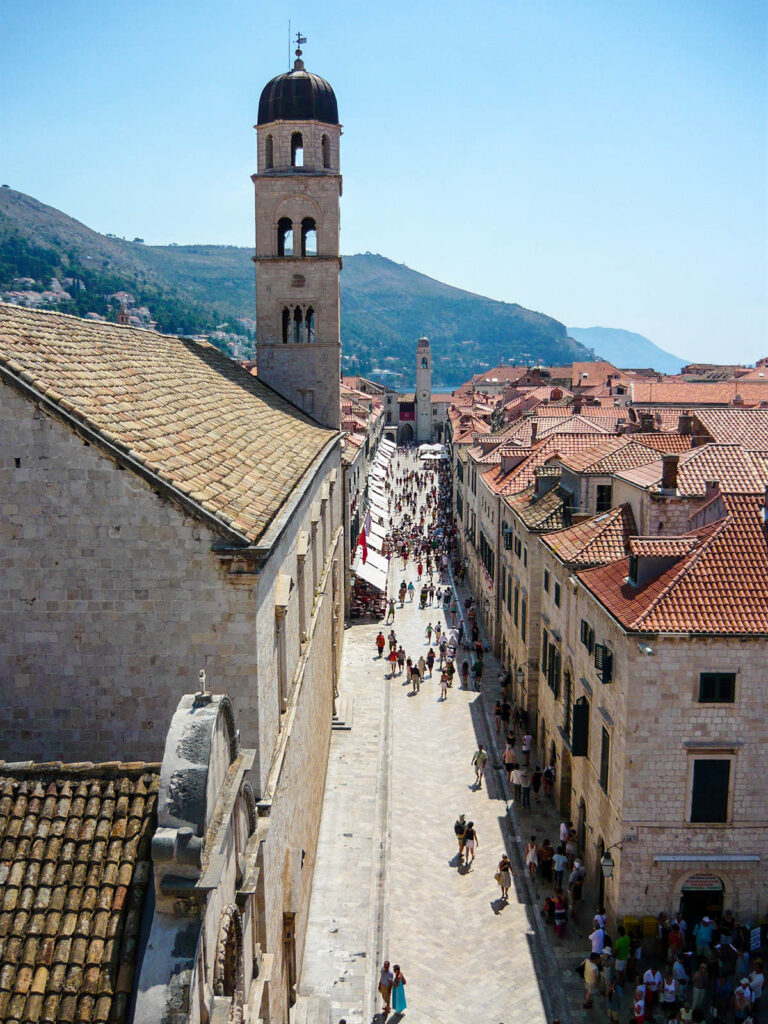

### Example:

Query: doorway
xmin=399 ymin=422 xmax=414 ymax=445
xmin=680 ymin=875 xmax=724 ymax=926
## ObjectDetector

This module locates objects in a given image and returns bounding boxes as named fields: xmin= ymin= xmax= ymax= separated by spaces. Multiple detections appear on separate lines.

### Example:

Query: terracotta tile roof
xmin=505 ymin=484 xmax=571 ymax=531
xmin=629 ymin=432 xmax=694 ymax=453
xmin=577 ymin=492 xmax=768 ymax=635
xmin=558 ymin=437 xmax=662 ymax=474
xmin=571 ymin=361 xmax=621 ymax=388
xmin=542 ymin=504 xmax=636 ymax=567
xmin=484 ymin=434 xmax=622 ymax=496
xmin=502 ymin=414 xmax=611 ymax=446
xmin=628 ymin=536 xmax=700 ymax=557
xmin=692 ymin=409 xmax=768 ymax=450
xmin=630 ymin=379 xmax=768 ymax=405
xmin=614 ymin=444 xmax=767 ymax=496
xmin=0 ymin=304 xmax=335 ymax=545
xmin=0 ymin=762 xmax=160 ymax=1024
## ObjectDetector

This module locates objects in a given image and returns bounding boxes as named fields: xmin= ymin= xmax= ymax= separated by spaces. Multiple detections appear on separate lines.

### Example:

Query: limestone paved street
xmin=299 ymin=453 xmax=567 ymax=1024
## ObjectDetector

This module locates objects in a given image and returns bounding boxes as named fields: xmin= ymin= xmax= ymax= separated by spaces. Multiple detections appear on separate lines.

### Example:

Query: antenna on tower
xmin=288 ymin=18 xmax=291 ymax=69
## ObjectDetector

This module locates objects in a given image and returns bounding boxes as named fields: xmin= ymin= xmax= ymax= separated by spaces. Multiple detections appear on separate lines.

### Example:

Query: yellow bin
xmin=642 ymin=915 xmax=658 ymax=937
xmin=623 ymin=915 xmax=640 ymax=933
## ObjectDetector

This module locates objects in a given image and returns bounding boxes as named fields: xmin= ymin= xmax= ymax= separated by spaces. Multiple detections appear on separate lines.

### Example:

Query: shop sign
xmin=681 ymin=873 xmax=724 ymax=891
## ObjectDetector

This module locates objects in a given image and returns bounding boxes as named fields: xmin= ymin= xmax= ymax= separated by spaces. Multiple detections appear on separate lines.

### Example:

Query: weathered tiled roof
xmin=577 ymin=492 xmax=768 ymax=635
xmin=628 ymin=536 xmax=700 ymax=557
xmin=542 ymin=504 xmax=636 ymax=567
xmin=485 ymin=435 xmax=616 ymax=496
xmin=558 ymin=437 xmax=662 ymax=474
xmin=504 ymin=485 xmax=571 ymax=531
xmin=0 ymin=304 xmax=335 ymax=545
xmin=0 ymin=762 xmax=160 ymax=1024
xmin=630 ymin=379 xmax=768 ymax=405
xmin=614 ymin=444 xmax=767 ymax=496
xmin=629 ymin=432 xmax=694 ymax=454
xmin=692 ymin=409 xmax=768 ymax=450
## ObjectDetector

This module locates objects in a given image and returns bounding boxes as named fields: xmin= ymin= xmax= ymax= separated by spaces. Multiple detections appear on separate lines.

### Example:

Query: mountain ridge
xmin=0 ymin=186 xmax=683 ymax=384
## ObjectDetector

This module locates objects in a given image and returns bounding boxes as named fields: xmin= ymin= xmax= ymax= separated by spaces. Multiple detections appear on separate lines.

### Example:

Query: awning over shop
xmin=367 ymin=531 xmax=384 ymax=552
xmin=369 ymin=521 xmax=387 ymax=541
xmin=370 ymin=465 xmax=387 ymax=481
xmin=380 ymin=439 xmax=396 ymax=453
xmin=351 ymin=550 xmax=388 ymax=592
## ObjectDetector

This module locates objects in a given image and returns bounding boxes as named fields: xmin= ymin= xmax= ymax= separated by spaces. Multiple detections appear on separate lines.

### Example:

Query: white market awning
xmin=352 ymin=550 xmax=388 ymax=592
xmin=370 ymin=465 xmax=387 ymax=481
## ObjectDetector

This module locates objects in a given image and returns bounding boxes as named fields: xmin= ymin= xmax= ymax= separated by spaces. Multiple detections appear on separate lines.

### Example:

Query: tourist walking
xmin=520 ymin=765 xmax=531 ymax=808
xmin=411 ymin=663 xmax=421 ymax=693
xmin=376 ymin=632 xmax=385 ymax=658
xmin=454 ymin=814 xmax=467 ymax=864
xmin=463 ymin=821 xmax=478 ymax=864
xmin=472 ymin=744 xmax=488 ymax=786
xmin=582 ymin=953 xmax=600 ymax=1008
xmin=439 ymin=671 xmax=449 ymax=700
xmin=496 ymin=853 xmax=512 ymax=901
xmin=391 ymin=965 xmax=407 ymax=1014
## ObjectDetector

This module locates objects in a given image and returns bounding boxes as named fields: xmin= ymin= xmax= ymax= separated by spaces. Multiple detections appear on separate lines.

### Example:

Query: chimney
xmin=661 ymin=454 xmax=679 ymax=493
xmin=500 ymin=448 xmax=524 ymax=474
xmin=530 ymin=421 xmax=538 ymax=444
xmin=573 ymin=395 xmax=583 ymax=415
xmin=678 ymin=411 xmax=694 ymax=435
xmin=117 ymin=305 xmax=130 ymax=326
xmin=704 ymin=479 xmax=719 ymax=502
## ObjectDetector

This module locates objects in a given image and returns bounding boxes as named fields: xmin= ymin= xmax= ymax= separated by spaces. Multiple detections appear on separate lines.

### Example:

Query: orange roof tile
xmin=558 ymin=437 xmax=662 ymax=474
xmin=542 ymin=504 xmax=636 ymax=567
xmin=485 ymin=434 xmax=625 ymax=496
xmin=692 ymin=409 xmax=768 ymax=450
xmin=505 ymin=484 xmax=571 ymax=531
xmin=614 ymin=444 xmax=767 ymax=496
xmin=577 ymin=493 xmax=768 ymax=635
xmin=628 ymin=536 xmax=700 ymax=557
xmin=629 ymin=432 xmax=694 ymax=453
xmin=630 ymin=379 xmax=768 ymax=405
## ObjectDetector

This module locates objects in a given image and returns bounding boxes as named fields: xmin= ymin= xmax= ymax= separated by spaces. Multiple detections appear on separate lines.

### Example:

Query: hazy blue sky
xmin=1 ymin=1 xmax=766 ymax=362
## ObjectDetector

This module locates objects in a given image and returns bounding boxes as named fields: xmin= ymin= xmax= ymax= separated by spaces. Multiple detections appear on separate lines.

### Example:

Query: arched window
xmin=293 ymin=306 xmax=303 ymax=344
xmin=421 ymin=356 xmax=428 ymax=368
xmin=305 ymin=307 xmax=315 ymax=343
xmin=322 ymin=134 xmax=330 ymax=168
xmin=291 ymin=132 xmax=303 ymax=167
xmin=281 ymin=306 xmax=290 ymax=344
xmin=265 ymin=134 xmax=273 ymax=170
xmin=301 ymin=217 xmax=317 ymax=257
xmin=277 ymin=217 xmax=292 ymax=257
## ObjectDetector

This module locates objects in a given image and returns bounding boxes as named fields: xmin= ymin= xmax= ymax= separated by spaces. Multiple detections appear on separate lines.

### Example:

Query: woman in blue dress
xmin=391 ymin=964 xmax=407 ymax=1013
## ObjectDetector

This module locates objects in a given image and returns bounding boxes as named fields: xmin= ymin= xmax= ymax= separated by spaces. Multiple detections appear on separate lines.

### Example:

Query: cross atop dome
xmin=293 ymin=31 xmax=307 ymax=70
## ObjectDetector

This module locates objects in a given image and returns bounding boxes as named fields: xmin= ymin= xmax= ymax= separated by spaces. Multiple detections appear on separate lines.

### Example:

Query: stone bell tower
xmin=415 ymin=336 xmax=432 ymax=442
xmin=252 ymin=38 xmax=342 ymax=430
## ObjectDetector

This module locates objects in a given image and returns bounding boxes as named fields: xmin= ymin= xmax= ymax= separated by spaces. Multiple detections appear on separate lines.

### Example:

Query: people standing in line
xmin=504 ymin=738 xmax=516 ymax=781
xmin=521 ymin=731 xmax=533 ymax=765
xmin=391 ymin=965 xmax=407 ymax=1014
xmin=520 ymin=765 xmax=531 ymax=808
xmin=496 ymin=853 xmax=512 ymax=901
xmin=532 ymin=766 xmax=542 ymax=803
xmin=472 ymin=744 xmax=488 ymax=787
xmin=582 ymin=952 xmax=600 ymax=1008
xmin=553 ymin=845 xmax=568 ymax=890
xmin=463 ymin=821 xmax=478 ymax=864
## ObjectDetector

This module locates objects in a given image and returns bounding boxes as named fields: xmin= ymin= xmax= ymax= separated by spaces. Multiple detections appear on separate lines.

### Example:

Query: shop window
xmin=690 ymin=759 xmax=730 ymax=822
xmin=698 ymin=672 xmax=735 ymax=703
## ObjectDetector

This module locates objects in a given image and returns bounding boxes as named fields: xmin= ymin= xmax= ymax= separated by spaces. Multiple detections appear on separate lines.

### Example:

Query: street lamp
xmin=600 ymin=837 xmax=636 ymax=878
xmin=515 ymin=667 xmax=524 ymax=696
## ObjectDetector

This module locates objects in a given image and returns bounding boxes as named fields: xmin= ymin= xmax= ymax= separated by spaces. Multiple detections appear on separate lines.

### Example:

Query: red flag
xmin=357 ymin=528 xmax=368 ymax=563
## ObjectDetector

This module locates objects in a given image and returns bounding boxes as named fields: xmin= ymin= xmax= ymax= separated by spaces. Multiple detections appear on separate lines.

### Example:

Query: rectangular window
xmin=521 ymin=598 xmax=527 ymax=643
xmin=580 ymin=620 xmax=595 ymax=653
xmin=594 ymin=644 xmax=613 ymax=684
xmin=523 ymin=546 xmax=528 ymax=568
xmin=541 ymin=629 xmax=549 ymax=675
xmin=690 ymin=759 xmax=730 ymax=823
xmin=698 ymin=672 xmax=736 ymax=703
xmin=457 ymin=461 xmax=464 ymax=482
xmin=513 ymin=586 xmax=519 ymax=626
xmin=543 ymin=569 xmax=550 ymax=593
xmin=596 ymin=484 xmax=612 ymax=513
xmin=554 ymin=581 xmax=561 ymax=607
xmin=514 ymin=537 xmax=521 ymax=558
xmin=507 ymin=575 xmax=512 ymax=613
xmin=547 ymin=644 xmax=561 ymax=698
xmin=500 ymin=566 xmax=506 ymax=604
xmin=600 ymin=727 xmax=610 ymax=793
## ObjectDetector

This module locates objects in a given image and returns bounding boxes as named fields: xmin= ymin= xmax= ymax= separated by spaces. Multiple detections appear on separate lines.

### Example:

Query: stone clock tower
xmin=415 ymin=336 xmax=432 ymax=442
xmin=252 ymin=42 xmax=341 ymax=430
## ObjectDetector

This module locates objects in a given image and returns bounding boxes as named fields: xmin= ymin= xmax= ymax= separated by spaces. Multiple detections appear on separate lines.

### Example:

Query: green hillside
xmin=0 ymin=187 xmax=589 ymax=384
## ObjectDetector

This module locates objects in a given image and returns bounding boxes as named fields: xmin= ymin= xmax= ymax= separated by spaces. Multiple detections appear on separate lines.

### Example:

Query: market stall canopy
xmin=370 ymin=465 xmax=387 ymax=481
